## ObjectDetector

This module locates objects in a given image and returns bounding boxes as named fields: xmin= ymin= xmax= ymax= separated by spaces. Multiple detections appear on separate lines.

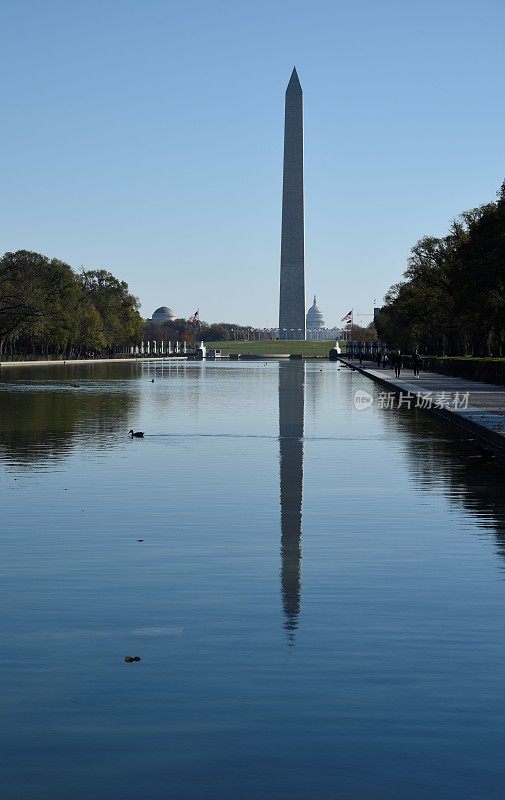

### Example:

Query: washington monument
xmin=279 ymin=67 xmax=305 ymax=340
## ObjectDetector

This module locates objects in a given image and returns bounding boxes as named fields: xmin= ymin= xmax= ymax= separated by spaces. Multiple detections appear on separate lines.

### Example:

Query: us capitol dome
xmin=150 ymin=306 xmax=176 ymax=323
xmin=306 ymin=296 xmax=325 ymax=331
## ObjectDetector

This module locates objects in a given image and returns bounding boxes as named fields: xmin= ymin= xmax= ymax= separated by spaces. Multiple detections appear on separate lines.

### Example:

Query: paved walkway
xmin=340 ymin=359 xmax=505 ymax=454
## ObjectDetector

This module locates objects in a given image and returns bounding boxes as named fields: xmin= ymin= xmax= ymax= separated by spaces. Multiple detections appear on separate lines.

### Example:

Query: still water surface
xmin=1 ymin=360 xmax=505 ymax=799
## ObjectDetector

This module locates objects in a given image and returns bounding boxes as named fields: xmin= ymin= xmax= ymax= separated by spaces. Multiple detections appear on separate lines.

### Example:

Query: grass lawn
xmin=205 ymin=339 xmax=343 ymax=357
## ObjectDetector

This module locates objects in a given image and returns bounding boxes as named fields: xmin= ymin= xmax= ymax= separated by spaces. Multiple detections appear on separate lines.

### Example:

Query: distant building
xmin=306 ymin=295 xmax=325 ymax=331
xmin=306 ymin=296 xmax=326 ymax=340
xmin=276 ymin=323 xmax=344 ymax=340
xmin=150 ymin=306 xmax=176 ymax=323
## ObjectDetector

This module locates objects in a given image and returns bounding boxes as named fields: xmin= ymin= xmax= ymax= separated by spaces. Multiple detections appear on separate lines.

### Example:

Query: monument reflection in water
xmin=278 ymin=361 xmax=304 ymax=640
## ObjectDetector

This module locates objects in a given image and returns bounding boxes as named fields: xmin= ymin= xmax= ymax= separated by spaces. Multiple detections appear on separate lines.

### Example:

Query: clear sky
xmin=1 ymin=0 xmax=504 ymax=328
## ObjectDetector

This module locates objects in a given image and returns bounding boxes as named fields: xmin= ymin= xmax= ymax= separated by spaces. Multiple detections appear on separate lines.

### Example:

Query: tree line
xmin=143 ymin=318 xmax=269 ymax=344
xmin=346 ymin=323 xmax=377 ymax=343
xmin=375 ymin=181 xmax=505 ymax=357
xmin=0 ymin=250 xmax=143 ymax=358
xmin=0 ymin=249 xmax=261 ymax=359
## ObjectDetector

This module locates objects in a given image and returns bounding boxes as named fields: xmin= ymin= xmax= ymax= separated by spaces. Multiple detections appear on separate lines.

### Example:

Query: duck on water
xmin=128 ymin=430 xmax=144 ymax=438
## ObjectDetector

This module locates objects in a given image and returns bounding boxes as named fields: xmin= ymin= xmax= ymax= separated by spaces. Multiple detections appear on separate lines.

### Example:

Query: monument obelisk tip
xmin=287 ymin=66 xmax=302 ymax=93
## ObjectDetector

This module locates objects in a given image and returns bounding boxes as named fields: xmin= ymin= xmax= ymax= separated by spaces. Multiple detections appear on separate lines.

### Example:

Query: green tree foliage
xmin=142 ymin=318 xmax=254 ymax=344
xmin=79 ymin=269 xmax=143 ymax=351
xmin=349 ymin=323 xmax=377 ymax=342
xmin=0 ymin=251 xmax=143 ymax=357
xmin=376 ymin=182 xmax=505 ymax=356
xmin=0 ymin=251 xmax=78 ymax=355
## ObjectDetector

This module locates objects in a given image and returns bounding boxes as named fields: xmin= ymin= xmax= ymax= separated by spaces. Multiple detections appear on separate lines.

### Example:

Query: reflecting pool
xmin=1 ymin=360 xmax=505 ymax=799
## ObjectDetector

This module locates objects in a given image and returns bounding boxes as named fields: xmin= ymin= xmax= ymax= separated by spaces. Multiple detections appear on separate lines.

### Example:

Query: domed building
xmin=306 ymin=296 xmax=325 ymax=339
xmin=151 ymin=306 xmax=176 ymax=323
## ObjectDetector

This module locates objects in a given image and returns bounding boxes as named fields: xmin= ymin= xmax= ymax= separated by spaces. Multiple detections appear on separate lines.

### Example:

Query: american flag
xmin=188 ymin=310 xmax=199 ymax=323
xmin=341 ymin=309 xmax=353 ymax=323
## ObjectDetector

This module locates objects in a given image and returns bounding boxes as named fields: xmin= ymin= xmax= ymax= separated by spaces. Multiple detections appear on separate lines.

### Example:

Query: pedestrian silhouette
xmin=394 ymin=350 xmax=402 ymax=379
xmin=412 ymin=349 xmax=422 ymax=378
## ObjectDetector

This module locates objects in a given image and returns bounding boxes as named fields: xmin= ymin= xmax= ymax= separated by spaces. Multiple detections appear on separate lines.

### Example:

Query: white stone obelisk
xmin=279 ymin=67 xmax=305 ymax=341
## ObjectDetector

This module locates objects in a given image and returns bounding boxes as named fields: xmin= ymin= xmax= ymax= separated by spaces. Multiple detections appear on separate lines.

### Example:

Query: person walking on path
xmin=394 ymin=350 xmax=403 ymax=379
xmin=383 ymin=353 xmax=388 ymax=369
xmin=376 ymin=351 xmax=382 ymax=369
xmin=412 ymin=349 xmax=422 ymax=379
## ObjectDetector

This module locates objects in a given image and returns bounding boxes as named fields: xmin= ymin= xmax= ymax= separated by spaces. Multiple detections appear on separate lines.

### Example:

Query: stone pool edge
xmin=339 ymin=358 xmax=505 ymax=463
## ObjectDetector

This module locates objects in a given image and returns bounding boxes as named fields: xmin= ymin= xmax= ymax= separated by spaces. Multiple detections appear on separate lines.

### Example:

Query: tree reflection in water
xmin=380 ymin=405 xmax=505 ymax=551
xmin=0 ymin=363 xmax=140 ymax=469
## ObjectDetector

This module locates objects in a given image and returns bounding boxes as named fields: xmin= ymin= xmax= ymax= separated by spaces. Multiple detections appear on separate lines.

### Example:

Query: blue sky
xmin=1 ymin=0 xmax=504 ymax=327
